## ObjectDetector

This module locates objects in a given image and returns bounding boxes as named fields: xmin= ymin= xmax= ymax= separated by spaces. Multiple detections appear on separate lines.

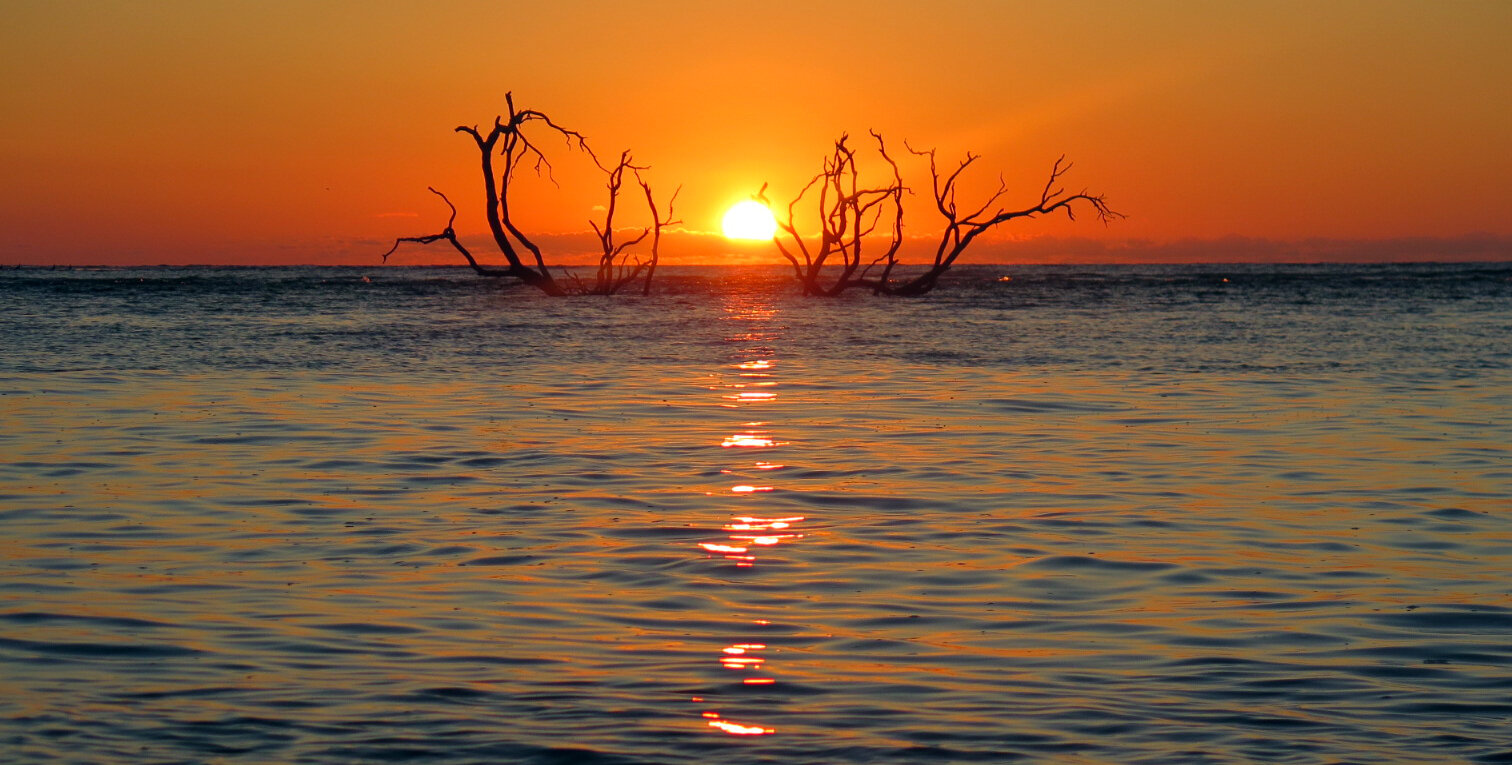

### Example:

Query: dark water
xmin=2 ymin=263 xmax=1510 ymax=763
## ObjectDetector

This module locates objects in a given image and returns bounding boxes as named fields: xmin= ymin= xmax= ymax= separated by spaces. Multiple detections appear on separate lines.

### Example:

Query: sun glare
xmin=722 ymin=200 xmax=778 ymax=240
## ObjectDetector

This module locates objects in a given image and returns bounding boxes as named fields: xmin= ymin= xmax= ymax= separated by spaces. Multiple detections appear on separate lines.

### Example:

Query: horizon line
xmin=7 ymin=258 xmax=1510 ymax=270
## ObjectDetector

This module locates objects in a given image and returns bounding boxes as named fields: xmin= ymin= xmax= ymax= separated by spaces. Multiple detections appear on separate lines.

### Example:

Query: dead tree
xmin=891 ymin=148 xmax=1120 ymax=295
xmin=758 ymin=132 xmax=904 ymax=296
xmin=566 ymin=151 xmax=680 ymax=295
xmin=764 ymin=133 xmax=1119 ymax=296
xmin=383 ymin=93 xmax=675 ymax=296
xmin=637 ymin=169 xmax=681 ymax=296
xmin=381 ymin=186 xmax=493 ymax=277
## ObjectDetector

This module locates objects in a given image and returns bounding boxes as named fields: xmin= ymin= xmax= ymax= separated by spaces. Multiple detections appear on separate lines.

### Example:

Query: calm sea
xmin=2 ymin=263 xmax=1510 ymax=763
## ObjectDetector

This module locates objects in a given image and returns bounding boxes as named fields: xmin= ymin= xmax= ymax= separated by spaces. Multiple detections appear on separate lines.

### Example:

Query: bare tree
xmin=565 ymin=151 xmax=680 ymax=295
xmin=758 ymin=133 xmax=904 ymax=296
xmin=763 ymin=133 xmax=1119 ymax=296
xmin=383 ymin=94 xmax=675 ymax=296
xmin=637 ymin=168 xmax=681 ymax=296
xmin=892 ymin=148 xmax=1120 ymax=295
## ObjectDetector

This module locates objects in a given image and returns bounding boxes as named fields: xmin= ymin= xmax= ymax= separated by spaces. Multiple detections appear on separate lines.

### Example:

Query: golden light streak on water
xmin=720 ymin=433 xmax=781 ymax=448
xmin=719 ymin=656 xmax=765 ymax=669
xmin=698 ymin=293 xmax=793 ymax=738
xmin=697 ymin=542 xmax=748 ymax=554
xmin=705 ymin=717 xmax=775 ymax=736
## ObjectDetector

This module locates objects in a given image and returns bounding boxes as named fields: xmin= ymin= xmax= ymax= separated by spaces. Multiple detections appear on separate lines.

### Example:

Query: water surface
xmin=2 ymin=263 xmax=1510 ymax=763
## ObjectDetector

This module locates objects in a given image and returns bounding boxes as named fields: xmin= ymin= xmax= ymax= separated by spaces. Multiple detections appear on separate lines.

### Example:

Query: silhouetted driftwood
xmin=757 ymin=133 xmax=904 ymax=296
xmin=893 ymin=148 xmax=1120 ymax=295
xmin=638 ymin=169 xmax=680 ymax=297
xmin=764 ymin=132 xmax=1120 ymax=296
xmin=383 ymin=93 xmax=674 ymax=296
xmin=571 ymin=151 xmax=680 ymax=296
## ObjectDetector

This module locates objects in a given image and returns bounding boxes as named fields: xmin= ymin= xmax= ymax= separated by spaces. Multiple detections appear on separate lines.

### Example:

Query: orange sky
xmin=3 ymin=0 xmax=1508 ymax=266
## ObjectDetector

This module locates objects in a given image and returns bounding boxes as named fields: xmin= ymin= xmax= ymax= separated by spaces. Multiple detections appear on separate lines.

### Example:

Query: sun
xmin=722 ymin=200 xmax=778 ymax=240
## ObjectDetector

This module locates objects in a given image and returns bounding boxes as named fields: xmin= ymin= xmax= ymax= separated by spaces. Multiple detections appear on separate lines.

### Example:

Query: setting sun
xmin=721 ymin=200 xmax=778 ymax=241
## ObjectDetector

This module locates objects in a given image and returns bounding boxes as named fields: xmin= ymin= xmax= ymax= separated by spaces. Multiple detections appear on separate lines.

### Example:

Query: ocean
xmin=2 ymin=262 xmax=1510 ymax=763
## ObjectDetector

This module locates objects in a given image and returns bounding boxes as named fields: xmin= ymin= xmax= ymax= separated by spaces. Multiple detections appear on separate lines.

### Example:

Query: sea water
xmin=1 ymin=263 xmax=1510 ymax=763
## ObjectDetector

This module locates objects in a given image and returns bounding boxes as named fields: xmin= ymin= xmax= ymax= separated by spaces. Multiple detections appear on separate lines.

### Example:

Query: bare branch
xmin=381 ymin=188 xmax=519 ymax=279
xmin=637 ymin=172 xmax=680 ymax=294
xmin=379 ymin=95 xmax=636 ymax=297
xmin=772 ymin=132 xmax=1118 ymax=296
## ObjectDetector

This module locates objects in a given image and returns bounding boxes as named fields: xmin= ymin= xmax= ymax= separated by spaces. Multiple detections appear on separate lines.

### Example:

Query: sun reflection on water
xmin=694 ymin=296 xmax=808 ymax=737
xmin=723 ymin=391 xmax=778 ymax=403
xmin=700 ymin=514 xmax=807 ymax=567
xmin=720 ymin=432 xmax=784 ymax=449
xmin=705 ymin=716 xmax=775 ymax=736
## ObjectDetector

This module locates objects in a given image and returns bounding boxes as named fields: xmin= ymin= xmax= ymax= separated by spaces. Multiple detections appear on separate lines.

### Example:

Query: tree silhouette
xmin=757 ymin=132 xmax=904 ymax=296
xmin=569 ymin=151 xmax=680 ymax=296
xmin=383 ymin=94 xmax=674 ymax=296
xmin=763 ymin=132 xmax=1120 ymax=295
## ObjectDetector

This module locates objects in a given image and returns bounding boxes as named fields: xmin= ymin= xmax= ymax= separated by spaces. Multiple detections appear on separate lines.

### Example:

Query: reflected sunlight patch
xmin=721 ymin=433 xmax=784 ymax=448
xmin=707 ymin=717 xmax=775 ymax=736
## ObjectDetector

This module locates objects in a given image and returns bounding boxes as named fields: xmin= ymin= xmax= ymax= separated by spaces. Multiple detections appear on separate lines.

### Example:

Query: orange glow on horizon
xmin=4 ymin=4 xmax=1510 ymax=267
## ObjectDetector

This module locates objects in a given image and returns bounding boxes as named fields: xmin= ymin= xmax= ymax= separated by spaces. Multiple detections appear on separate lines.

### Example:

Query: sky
xmin=2 ymin=0 xmax=1509 ymax=266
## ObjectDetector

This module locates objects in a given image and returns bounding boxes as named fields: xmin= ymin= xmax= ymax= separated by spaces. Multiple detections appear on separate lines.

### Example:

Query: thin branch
xmin=382 ymin=188 xmax=516 ymax=279
xmin=637 ymin=172 xmax=679 ymax=295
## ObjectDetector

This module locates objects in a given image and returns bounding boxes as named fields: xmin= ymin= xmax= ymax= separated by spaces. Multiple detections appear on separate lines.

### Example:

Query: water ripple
xmin=1 ymin=265 xmax=1509 ymax=763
